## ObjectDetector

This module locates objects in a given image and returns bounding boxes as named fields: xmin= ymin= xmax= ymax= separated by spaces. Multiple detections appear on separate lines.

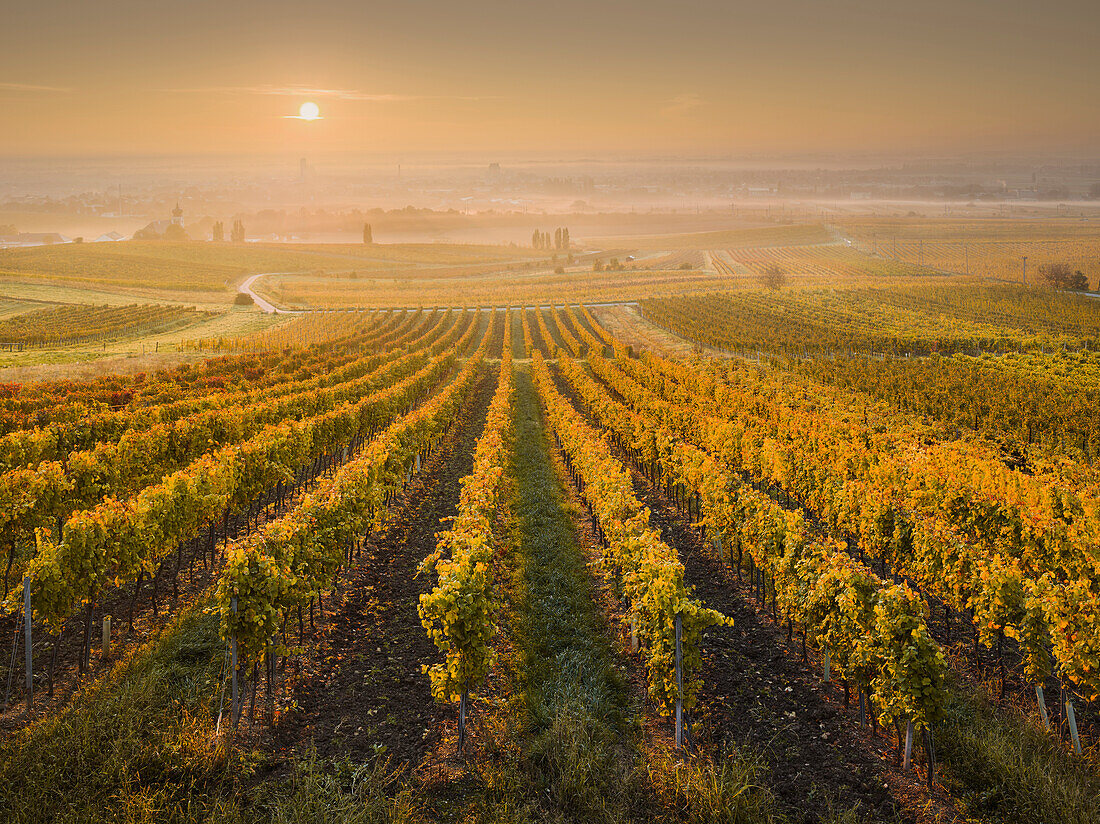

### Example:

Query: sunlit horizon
xmin=2 ymin=0 xmax=1097 ymax=158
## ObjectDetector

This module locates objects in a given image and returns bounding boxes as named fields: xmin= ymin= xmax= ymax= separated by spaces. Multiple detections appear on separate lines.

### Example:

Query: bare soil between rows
xmin=263 ymin=372 xmax=495 ymax=769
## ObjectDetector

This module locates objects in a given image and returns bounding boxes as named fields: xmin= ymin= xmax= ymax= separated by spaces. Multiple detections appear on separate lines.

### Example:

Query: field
xmin=839 ymin=218 xmax=1100 ymax=286
xmin=3 ymin=221 xmax=1100 ymax=824
xmin=0 ymin=241 xmax=553 ymax=307
xmin=0 ymin=303 xmax=213 ymax=347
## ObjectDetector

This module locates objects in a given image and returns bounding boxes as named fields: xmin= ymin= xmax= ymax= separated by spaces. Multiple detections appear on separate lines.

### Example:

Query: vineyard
xmin=2 ymin=289 xmax=1100 ymax=823
xmin=840 ymin=219 xmax=1100 ymax=286
xmin=718 ymin=243 xmax=933 ymax=281
xmin=0 ymin=302 xmax=211 ymax=348
xmin=640 ymin=283 xmax=1100 ymax=356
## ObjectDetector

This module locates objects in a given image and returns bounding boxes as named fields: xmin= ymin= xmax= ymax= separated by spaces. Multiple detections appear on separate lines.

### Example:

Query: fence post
xmin=101 ymin=615 xmax=111 ymax=659
xmin=24 ymin=577 xmax=32 ymax=713
xmin=675 ymin=612 xmax=683 ymax=750
xmin=823 ymin=649 xmax=831 ymax=682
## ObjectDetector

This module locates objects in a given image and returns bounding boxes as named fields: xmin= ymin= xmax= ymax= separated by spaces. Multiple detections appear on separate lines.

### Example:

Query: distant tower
xmin=171 ymin=202 xmax=184 ymax=227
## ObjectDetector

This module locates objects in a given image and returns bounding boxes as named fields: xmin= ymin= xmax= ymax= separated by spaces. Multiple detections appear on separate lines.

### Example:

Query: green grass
xmin=500 ymin=369 xmax=635 ymax=820
xmin=0 ymin=605 xmax=240 ymax=824
xmin=936 ymin=678 xmax=1100 ymax=824
xmin=465 ymin=367 xmax=777 ymax=824
xmin=0 ymin=603 xmax=428 ymax=824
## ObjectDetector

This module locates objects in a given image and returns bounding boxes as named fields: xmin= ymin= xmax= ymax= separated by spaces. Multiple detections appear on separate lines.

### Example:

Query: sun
xmin=298 ymin=101 xmax=320 ymax=121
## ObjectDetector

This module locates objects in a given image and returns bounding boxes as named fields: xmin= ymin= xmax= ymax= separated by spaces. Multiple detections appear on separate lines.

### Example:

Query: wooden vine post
xmin=230 ymin=596 xmax=239 ymax=732
xmin=674 ymin=612 xmax=683 ymax=750
xmin=923 ymin=728 xmax=936 ymax=788
xmin=458 ymin=688 xmax=469 ymax=754
xmin=902 ymin=720 xmax=914 ymax=770
xmin=1066 ymin=697 xmax=1082 ymax=755
xmin=1035 ymin=683 xmax=1050 ymax=730
xmin=24 ymin=576 xmax=32 ymax=712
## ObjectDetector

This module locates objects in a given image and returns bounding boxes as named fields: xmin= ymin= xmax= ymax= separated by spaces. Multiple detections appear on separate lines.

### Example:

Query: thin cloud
xmin=0 ymin=82 xmax=72 ymax=93
xmin=661 ymin=92 xmax=706 ymax=117
xmin=168 ymin=85 xmax=491 ymax=102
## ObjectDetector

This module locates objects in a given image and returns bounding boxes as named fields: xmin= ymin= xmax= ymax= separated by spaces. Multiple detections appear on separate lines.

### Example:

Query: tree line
xmin=532 ymin=227 xmax=570 ymax=250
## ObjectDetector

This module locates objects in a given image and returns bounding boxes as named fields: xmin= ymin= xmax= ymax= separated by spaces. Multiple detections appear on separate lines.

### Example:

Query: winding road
xmin=238 ymin=272 xmax=295 ymax=314
xmin=236 ymin=271 xmax=643 ymax=314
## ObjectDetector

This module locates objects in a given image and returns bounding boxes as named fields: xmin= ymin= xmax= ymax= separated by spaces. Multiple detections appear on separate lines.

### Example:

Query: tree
xmin=231 ymin=219 xmax=246 ymax=243
xmin=212 ymin=221 xmax=224 ymax=242
xmin=554 ymin=228 xmax=562 ymax=249
xmin=562 ymin=228 xmax=570 ymax=250
xmin=759 ymin=265 xmax=787 ymax=290
xmin=532 ymin=229 xmax=541 ymax=249
xmin=1041 ymin=262 xmax=1089 ymax=291
xmin=163 ymin=223 xmax=190 ymax=241
xmin=363 ymin=223 xmax=373 ymax=244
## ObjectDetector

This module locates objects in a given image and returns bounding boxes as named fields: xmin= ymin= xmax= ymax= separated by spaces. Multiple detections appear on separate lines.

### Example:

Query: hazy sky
xmin=2 ymin=0 xmax=1097 ymax=157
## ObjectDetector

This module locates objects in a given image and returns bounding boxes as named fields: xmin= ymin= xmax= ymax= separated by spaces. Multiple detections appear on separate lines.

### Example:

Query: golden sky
xmin=2 ymin=0 xmax=1097 ymax=156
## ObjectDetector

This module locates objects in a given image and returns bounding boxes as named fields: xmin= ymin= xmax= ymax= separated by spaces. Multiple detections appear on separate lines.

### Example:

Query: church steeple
xmin=171 ymin=201 xmax=184 ymax=226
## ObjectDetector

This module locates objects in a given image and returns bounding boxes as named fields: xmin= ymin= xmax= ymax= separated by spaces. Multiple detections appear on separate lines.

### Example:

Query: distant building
xmin=135 ymin=203 xmax=189 ymax=240
xmin=93 ymin=232 xmax=124 ymax=242
xmin=298 ymin=158 xmax=314 ymax=183
xmin=0 ymin=232 xmax=71 ymax=248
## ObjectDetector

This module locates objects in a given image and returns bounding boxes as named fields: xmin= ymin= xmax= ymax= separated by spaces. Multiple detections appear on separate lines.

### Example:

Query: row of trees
xmin=211 ymin=220 xmax=247 ymax=243
xmin=532 ymin=227 xmax=570 ymax=250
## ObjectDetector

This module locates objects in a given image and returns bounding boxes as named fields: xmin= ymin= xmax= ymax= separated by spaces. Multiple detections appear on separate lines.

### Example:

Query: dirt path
xmin=590 ymin=304 xmax=726 ymax=358
xmin=269 ymin=372 xmax=495 ymax=766
xmin=550 ymin=361 xmax=961 ymax=823
xmin=524 ymin=308 xmax=552 ymax=358
xmin=641 ymin=490 xmax=925 ymax=823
